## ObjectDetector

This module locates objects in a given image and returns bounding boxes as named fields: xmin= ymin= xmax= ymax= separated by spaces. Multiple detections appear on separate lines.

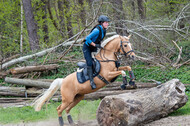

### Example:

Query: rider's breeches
xmin=83 ymin=44 xmax=93 ymax=66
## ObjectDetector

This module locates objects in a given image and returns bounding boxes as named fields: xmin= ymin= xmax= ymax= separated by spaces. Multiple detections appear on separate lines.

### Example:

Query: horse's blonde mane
xmin=101 ymin=35 xmax=129 ymax=47
xmin=101 ymin=35 xmax=119 ymax=47
xmin=92 ymin=34 xmax=129 ymax=57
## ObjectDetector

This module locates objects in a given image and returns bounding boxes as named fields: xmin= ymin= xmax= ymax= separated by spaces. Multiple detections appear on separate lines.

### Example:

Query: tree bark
xmin=10 ymin=64 xmax=59 ymax=75
xmin=97 ymin=79 xmax=188 ymax=126
xmin=22 ymin=0 xmax=40 ymax=51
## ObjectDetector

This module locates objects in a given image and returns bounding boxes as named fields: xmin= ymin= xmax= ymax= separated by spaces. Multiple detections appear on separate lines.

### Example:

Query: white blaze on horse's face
xmin=123 ymin=36 xmax=135 ymax=59
xmin=128 ymin=43 xmax=132 ymax=50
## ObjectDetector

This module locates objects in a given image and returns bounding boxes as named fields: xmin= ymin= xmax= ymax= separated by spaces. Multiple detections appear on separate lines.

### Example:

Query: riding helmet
xmin=98 ymin=15 xmax=110 ymax=23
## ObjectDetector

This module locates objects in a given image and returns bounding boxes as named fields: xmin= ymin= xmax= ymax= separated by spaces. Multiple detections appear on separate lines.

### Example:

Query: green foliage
xmin=0 ymin=100 xmax=101 ymax=124
xmin=186 ymin=86 xmax=190 ymax=92
xmin=0 ymin=0 xmax=21 ymax=56
xmin=145 ymin=0 xmax=189 ymax=19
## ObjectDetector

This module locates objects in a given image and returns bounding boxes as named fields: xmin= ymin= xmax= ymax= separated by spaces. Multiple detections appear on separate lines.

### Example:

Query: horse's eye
xmin=124 ymin=45 xmax=127 ymax=47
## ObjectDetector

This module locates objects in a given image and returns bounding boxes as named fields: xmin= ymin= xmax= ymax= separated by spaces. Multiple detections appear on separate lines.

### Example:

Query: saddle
xmin=76 ymin=59 xmax=101 ymax=83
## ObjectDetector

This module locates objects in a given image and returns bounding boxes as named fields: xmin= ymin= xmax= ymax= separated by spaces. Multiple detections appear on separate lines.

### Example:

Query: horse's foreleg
xmin=118 ymin=66 xmax=136 ymax=88
xmin=118 ymin=66 xmax=135 ymax=81
xmin=108 ymin=70 xmax=125 ymax=79
xmin=118 ymin=66 xmax=132 ymax=71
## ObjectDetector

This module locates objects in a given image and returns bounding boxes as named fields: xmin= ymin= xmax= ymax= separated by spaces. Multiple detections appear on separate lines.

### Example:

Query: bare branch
xmin=172 ymin=40 xmax=182 ymax=67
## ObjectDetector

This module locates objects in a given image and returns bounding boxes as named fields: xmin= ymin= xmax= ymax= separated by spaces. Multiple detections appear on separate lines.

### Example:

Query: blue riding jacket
xmin=83 ymin=25 xmax=106 ymax=66
xmin=85 ymin=25 xmax=105 ymax=46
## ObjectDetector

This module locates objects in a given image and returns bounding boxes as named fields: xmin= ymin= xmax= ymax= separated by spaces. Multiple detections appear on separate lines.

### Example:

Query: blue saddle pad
xmin=76 ymin=59 xmax=101 ymax=84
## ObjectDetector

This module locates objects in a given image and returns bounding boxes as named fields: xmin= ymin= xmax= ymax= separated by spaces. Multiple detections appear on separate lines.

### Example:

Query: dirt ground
xmin=2 ymin=115 xmax=190 ymax=126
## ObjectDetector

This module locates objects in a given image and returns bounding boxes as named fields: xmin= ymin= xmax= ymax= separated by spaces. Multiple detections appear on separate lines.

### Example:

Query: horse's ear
xmin=128 ymin=34 xmax=132 ymax=39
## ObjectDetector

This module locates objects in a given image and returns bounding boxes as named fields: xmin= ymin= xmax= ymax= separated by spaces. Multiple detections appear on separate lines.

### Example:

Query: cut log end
xmin=97 ymin=97 xmax=143 ymax=126
xmin=96 ymin=79 xmax=188 ymax=126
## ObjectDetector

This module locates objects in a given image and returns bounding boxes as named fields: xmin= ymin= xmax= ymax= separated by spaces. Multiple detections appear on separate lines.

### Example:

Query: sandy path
xmin=2 ymin=115 xmax=190 ymax=126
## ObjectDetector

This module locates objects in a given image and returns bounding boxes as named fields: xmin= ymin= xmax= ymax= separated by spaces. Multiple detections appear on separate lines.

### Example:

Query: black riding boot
xmin=87 ymin=66 xmax=96 ymax=89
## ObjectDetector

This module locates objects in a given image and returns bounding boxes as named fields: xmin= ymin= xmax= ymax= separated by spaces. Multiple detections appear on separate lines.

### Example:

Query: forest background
xmin=0 ymin=0 xmax=190 ymax=124
xmin=0 ymin=0 xmax=189 ymax=84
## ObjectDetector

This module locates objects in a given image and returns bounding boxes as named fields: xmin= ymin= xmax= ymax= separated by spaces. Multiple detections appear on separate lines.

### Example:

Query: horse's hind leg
xmin=57 ymin=101 xmax=70 ymax=126
xmin=57 ymin=94 xmax=75 ymax=126
xmin=65 ymin=94 xmax=84 ymax=125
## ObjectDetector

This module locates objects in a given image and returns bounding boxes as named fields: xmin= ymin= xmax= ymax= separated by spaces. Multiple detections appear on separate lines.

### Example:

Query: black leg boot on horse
xmin=58 ymin=116 xmax=64 ymax=126
xmin=87 ymin=66 xmax=96 ymax=89
xmin=120 ymin=74 xmax=128 ymax=90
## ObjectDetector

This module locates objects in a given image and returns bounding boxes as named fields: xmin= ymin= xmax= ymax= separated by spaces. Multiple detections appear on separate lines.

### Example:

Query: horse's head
xmin=119 ymin=35 xmax=135 ymax=60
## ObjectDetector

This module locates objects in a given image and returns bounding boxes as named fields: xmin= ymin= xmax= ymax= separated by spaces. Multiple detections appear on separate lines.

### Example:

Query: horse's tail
xmin=32 ymin=78 xmax=63 ymax=111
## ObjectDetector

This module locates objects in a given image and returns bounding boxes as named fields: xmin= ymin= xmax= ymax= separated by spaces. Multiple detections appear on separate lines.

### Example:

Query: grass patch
xmin=169 ymin=92 xmax=190 ymax=116
xmin=0 ymin=100 xmax=101 ymax=124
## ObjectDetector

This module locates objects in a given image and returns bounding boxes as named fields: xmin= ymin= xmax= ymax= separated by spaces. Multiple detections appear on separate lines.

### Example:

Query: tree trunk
xmin=10 ymin=64 xmax=59 ymax=74
xmin=112 ymin=0 xmax=129 ymax=36
xmin=42 ymin=0 xmax=49 ymax=43
xmin=64 ymin=0 xmax=73 ymax=38
xmin=22 ymin=0 xmax=40 ymax=51
xmin=137 ymin=0 xmax=146 ymax=21
xmin=20 ymin=0 xmax=24 ymax=53
xmin=131 ymin=1 xmax=136 ymax=20
xmin=47 ymin=0 xmax=59 ymax=31
xmin=58 ymin=0 xmax=65 ymax=35
xmin=97 ymin=79 xmax=188 ymax=126
xmin=78 ymin=0 xmax=86 ymax=27
xmin=5 ymin=77 xmax=51 ymax=88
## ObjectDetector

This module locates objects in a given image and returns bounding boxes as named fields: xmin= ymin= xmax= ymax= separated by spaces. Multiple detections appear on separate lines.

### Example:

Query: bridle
xmin=98 ymin=37 xmax=134 ymax=62
xmin=120 ymin=40 xmax=134 ymax=57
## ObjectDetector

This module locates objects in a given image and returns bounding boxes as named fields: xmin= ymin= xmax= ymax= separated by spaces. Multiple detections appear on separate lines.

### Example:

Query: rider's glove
xmin=95 ymin=44 xmax=103 ymax=48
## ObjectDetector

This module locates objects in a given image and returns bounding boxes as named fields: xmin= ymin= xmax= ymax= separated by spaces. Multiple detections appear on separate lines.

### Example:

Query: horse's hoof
xmin=58 ymin=116 xmax=64 ymax=126
xmin=120 ymin=84 xmax=126 ymax=90
xmin=67 ymin=115 xmax=74 ymax=125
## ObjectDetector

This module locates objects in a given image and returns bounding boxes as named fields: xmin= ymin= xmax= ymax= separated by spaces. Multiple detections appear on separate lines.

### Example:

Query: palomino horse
xmin=33 ymin=35 xmax=135 ymax=126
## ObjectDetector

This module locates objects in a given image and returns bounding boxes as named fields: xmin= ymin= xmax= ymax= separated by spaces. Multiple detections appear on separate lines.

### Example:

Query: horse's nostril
xmin=130 ymin=55 xmax=134 ymax=59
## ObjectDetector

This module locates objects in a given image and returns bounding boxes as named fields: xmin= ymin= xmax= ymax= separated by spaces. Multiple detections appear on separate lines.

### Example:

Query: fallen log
xmin=2 ymin=54 xmax=20 ymax=64
xmin=96 ymin=79 xmax=188 ymax=126
xmin=84 ymin=88 xmax=148 ymax=100
xmin=0 ymin=72 xmax=7 ymax=79
xmin=0 ymin=98 xmax=33 ymax=103
xmin=0 ymin=86 xmax=44 ymax=97
xmin=5 ymin=77 xmax=51 ymax=88
xmin=0 ymin=86 xmax=61 ymax=97
xmin=10 ymin=64 xmax=59 ymax=75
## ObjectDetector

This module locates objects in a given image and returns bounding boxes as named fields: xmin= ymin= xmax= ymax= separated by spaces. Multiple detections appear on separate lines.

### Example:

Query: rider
xmin=83 ymin=15 xmax=110 ymax=90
